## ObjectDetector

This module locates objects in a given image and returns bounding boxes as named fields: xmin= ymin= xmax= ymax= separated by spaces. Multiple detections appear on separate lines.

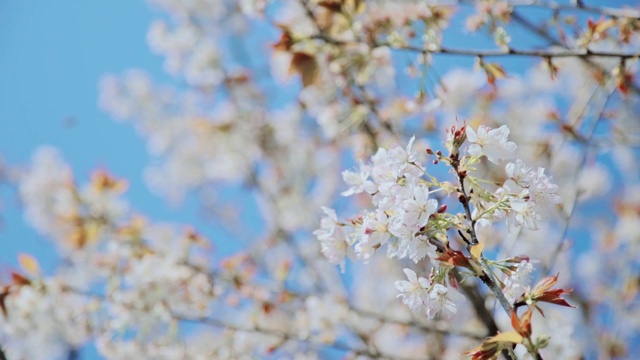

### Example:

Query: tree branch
xmin=451 ymin=153 xmax=544 ymax=360
xmin=451 ymin=154 xmax=514 ymax=314
xmin=308 ymin=33 xmax=640 ymax=59
xmin=544 ymin=80 xmax=617 ymax=275
xmin=510 ymin=10 xmax=640 ymax=94
xmin=350 ymin=304 xmax=486 ymax=340
xmin=180 ymin=315 xmax=421 ymax=360
xmin=504 ymin=0 xmax=640 ymax=19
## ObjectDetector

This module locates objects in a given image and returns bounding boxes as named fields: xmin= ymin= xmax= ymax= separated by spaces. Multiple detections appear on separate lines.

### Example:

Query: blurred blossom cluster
xmin=2 ymin=0 xmax=640 ymax=359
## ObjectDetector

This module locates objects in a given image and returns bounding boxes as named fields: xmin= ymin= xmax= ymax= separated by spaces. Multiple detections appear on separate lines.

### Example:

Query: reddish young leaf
xmin=0 ymin=287 xmax=8 ymax=317
xmin=504 ymin=255 xmax=530 ymax=264
xmin=532 ymin=273 xmax=559 ymax=294
xmin=511 ymin=309 xmax=533 ymax=337
xmin=436 ymin=248 xmax=471 ymax=269
xmin=481 ymin=62 xmax=507 ymax=87
xmin=465 ymin=347 xmax=499 ymax=360
xmin=273 ymin=26 xmax=294 ymax=52
xmin=617 ymin=71 xmax=633 ymax=96
xmin=11 ymin=272 xmax=31 ymax=286
xmin=289 ymin=52 xmax=319 ymax=88
xmin=465 ymin=331 xmax=524 ymax=360
xmin=528 ymin=273 xmax=576 ymax=308
xmin=537 ymin=288 xmax=576 ymax=308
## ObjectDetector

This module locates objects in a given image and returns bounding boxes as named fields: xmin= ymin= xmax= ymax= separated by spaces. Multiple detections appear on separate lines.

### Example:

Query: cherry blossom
xmin=466 ymin=124 xmax=517 ymax=164
xmin=394 ymin=268 xmax=430 ymax=314
xmin=340 ymin=163 xmax=377 ymax=196
xmin=503 ymin=261 xmax=535 ymax=304
xmin=425 ymin=284 xmax=463 ymax=320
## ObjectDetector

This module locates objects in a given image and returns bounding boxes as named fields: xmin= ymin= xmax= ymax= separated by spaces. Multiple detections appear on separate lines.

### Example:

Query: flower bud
xmin=536 ymin=335 xmax=551 ymax=349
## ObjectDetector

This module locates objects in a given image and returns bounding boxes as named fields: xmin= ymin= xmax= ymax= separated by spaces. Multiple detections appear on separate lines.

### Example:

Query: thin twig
xmin=544 ymin=80 xmax=617 ymax=275
xmin=351 ymin=304 xmax=486 ymax=340
xmin=180 ymin=315 xmax=419 ymax=360
xmin=309 ymin=33 xmax=640 ymax=59
xmin=510 ymin=10 xmax=640 ymax=94
xmin=504 ymin=0 xmax=640 ymax=19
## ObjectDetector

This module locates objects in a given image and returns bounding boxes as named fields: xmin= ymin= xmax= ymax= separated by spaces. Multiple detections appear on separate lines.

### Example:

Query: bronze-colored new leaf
xmin=0 ymin=287 xmax=9 ymax=317
xmin=481 ymin=62 xmax=507 ymax=86
xmin=436 ymin=248 xmax=471 ymax=269
xmin=526 ymin=273 xmax=576 ymax=309
xmin=318 ymin=0 xmax=365 ymax=14
xmin=465 ymin=331 xmax=524 ymax=360
xmin=511 ymin=309 xmax=533 ymax=338
xmin=11 ymin=272 xmax=31 ymax=286
xmin=289 ymin=52 xmax=319 ymax=88
xmin=273 ymin=25 xmax=294 ymax=52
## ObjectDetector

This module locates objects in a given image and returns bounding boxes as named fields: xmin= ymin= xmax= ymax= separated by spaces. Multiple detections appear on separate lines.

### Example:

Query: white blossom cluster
xmin=99 ymin=71 xmax=263 ymax=202
xmin=501 ymin=260 xmax=535 ymax=304
xmin=316 ymin=125 xmax=563 ymax=320
xmin=461 ymin=126 xmax=563 ymax=231
xmin=1 ymin=149 xmax=218 ymax=359
xmin=0 ymin=278 xmax=92 ymax=360
xmin=395 ymin=268 xmax=464 ymax=319
xmin=315 ymin=136 xmax=441 ymax=268
xmin=501 ymin=160 xmax=563 ymax=230
xmin=145 ymin=0 xmax=234 ymax=88
xmin=18 ymin=146 xmax=78 ymax=239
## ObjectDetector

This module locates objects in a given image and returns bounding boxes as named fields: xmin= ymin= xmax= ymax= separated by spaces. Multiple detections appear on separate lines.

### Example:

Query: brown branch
xmin=454 ymin=270 xmax=499 ymax=335
xmin=219 ymin=265 xmax=486 ymax=340
xmin=504 ymin=0 xmax=640 ymax=19
xmin=179 ymin=315 xmax=421 ymax=360
xmin=350 ymin=304 xmax=486 ymax=340
xmin=58 ymin=285 xmax=400 ymax=359
xmin=308 ymin=33 xmax=640 ymax=59
xmin=451 ymin=154 xmax=514 ymax=313
xmin=450 ymin=154 xmax=543 ymax=360
xmin=510 ymin=10 xmax=640 ymax=94
xmin=454 ymin=270 xmax=518 ymax=360
xmin=298 ymin=0 xmax=393 ymax=145
xmin=544 ymin=80 xmax=617 ymax=275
